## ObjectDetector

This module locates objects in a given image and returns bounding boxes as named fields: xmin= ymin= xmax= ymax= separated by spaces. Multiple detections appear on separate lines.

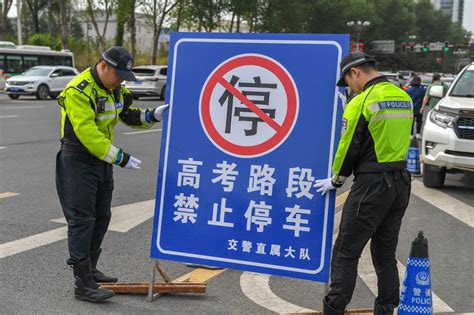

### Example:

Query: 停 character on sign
xmin=219 ymin=75 xmax=277 ymax=136
xmin=244 ymin=200 xmax=273 ymax=232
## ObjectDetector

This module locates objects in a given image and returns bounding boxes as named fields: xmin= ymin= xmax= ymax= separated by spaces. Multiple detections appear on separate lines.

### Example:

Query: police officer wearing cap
xmin=56 ymin=46 xmax=169 ymax=302
xmin=314 ymin=52 xmax=413 ymax=314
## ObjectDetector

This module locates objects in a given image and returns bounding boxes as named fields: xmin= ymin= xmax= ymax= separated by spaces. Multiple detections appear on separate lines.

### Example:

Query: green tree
xmin=0 ymin=0 xmax=13 ymax=40
xmin=23 ymin=0 xmax=48 ymax=34
xmin=28 ymin=33 xmax=61 ymax=49
xmin=257 ymin=0 xmax=307 ymax=33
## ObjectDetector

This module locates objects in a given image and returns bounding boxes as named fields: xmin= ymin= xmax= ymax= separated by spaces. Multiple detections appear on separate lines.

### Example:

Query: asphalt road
xmin=0 ymin=93 xmax=473 ymax=314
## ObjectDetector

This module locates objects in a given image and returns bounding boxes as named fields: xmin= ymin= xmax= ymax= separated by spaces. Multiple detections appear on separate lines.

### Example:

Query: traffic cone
xmin=407 ymin=138 xmax=421 ymax=177
xmin=398 ymin=231 xmax=433 ymax=314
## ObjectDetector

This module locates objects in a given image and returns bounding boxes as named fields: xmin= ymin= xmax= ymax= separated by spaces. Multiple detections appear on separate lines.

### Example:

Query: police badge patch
xmin=341 ymin=118 xmax=348 ymax=136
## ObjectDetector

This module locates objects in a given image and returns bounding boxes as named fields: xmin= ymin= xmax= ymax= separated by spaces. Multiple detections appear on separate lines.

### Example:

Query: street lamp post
xmin=347 ymin=20 xmax=371 ymax=51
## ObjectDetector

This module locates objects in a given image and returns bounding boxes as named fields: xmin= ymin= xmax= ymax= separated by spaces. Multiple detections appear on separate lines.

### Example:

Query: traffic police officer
xmin=56 ymin=46 xmax=168 ymax=302
xmin=314 ymin=52 xmax=413 ymax=314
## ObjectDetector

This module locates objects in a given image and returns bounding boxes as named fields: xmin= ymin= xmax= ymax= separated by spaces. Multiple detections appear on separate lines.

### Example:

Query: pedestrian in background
xmin=420 ymin=72 xmax=448 ymax=114
xmin=406 ymin=76 xmax=426 ymax=139
xmin=56 ymin=46 xmax=168 ymax=302
xmin=314 ymin=52 xmax=413 ymax=315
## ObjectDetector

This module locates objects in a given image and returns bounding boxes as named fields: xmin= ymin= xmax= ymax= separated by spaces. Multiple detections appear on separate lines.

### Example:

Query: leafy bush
xmin=27 ymin=33 xmax=61 ymax=50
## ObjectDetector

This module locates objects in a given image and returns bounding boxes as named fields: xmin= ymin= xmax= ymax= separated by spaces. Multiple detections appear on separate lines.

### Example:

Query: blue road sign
xmin=150 ymin=32 xmax=349 ymax=282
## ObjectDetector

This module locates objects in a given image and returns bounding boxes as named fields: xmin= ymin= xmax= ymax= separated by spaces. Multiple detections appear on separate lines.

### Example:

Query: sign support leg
xmin=98 ymin=260 xmax=207 ymax=300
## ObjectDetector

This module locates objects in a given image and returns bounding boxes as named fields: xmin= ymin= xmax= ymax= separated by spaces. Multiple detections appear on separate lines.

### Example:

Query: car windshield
xmin=450 ymin=69 xmax=474 ymax=97
xmin=23 ymin=68 xmax=52 ymax=77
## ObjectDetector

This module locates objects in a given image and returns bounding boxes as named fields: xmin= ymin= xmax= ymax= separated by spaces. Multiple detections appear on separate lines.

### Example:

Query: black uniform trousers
xmin=325 ymin=170 xmax=411 ymax=310
xmin=56 ymin=150 xmax=114 ymax=266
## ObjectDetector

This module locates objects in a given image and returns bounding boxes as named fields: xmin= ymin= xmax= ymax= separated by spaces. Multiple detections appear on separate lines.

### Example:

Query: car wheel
xmin=160 ymin=85 xmax=166 ymax=100
xmin=423 ymin=164 xmax=446 ymax=188
xmin=36 ymin=84 xmax=49 ymax=100
xmin=8 ymin=94 xmax=20 ymax=99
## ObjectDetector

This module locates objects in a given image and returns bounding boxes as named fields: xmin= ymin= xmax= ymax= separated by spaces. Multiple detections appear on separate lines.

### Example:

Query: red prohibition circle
xmin=200 ymin=55 xmax=298 ymax=157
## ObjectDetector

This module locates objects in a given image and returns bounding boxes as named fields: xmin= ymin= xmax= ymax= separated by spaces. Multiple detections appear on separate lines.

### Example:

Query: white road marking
xmin=0 ymin=199 xmax=156 ymax=259
xmin=0 ymin=146 xmax=7 ymax=150
xmin=240 ymin=272 xmax=316 ymax=314
xmin=3 ymin=106 xmax=44 ymax=109
xmin=122 ymin=128 xmax=162 ymax=135
xmin=0 ymin=192 xmax=19 ymax=199
xmin=51 ymin=199 xmax=155 ymax=232
xmin=0 ymin=115 xmax=19 ymax=118
xmin=240 ymin=188 xmax=456 ymax=313
xmin=2 ymin=100 xmax=31 ymax=103
xmin=0 ymin=226 xmax=68 ymax=259
xmin=411 ymin=180 xmax=474 ymax=228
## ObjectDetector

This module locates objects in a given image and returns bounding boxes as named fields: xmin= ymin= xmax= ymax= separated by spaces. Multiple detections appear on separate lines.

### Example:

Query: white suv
xmin=5 ymin=66 xmax=79 ymax=100
xmin=421 ymin=63 xmax=474 ymax=187
xmin=123 ymin=65 xmax=167 ymax=100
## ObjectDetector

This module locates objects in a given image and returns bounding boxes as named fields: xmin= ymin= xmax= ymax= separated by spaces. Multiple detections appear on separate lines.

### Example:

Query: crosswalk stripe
xmin=3 ymin=106 xmax=44 ymax=109
xmin=51 ymin=200 xmax=155 ymax=232
xmin=0 ymin=192 xmax=19 ymax=199
xmin=0 ymin=226 xmax=68 ymax=259
xmin=1 ymin=200 xmax=156 ymax=259
xmin=411 ymin=180 xmax=474 ymax=227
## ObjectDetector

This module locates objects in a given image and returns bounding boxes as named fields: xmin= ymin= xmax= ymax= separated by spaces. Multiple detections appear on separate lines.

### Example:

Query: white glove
xmin=154 ymin=104 xmax=169 ymax=121
xmin=124 ymin=156 xmax=141 ymax=170
xmin=338 ymin=91 xmax=347 ymax=109
xmin=313 ymin=177 xmax=336 ymax=195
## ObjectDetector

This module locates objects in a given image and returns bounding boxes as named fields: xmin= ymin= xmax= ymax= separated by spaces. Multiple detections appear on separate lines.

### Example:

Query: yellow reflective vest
xmin=332 ymin=76 xmax=413 ymax=187
xmin=58 ymin=66 xmax=159 ymax=167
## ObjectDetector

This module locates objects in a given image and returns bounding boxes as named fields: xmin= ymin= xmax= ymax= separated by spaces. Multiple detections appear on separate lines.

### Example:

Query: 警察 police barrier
xmin=398 ymin=231 xmax=433 ymax=315
xmin=407 ymin=138 xmax=421 ymax=177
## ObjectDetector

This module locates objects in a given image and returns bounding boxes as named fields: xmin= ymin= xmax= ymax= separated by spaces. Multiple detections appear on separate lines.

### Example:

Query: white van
xmin=421 ymin=63 xmax=474 ymax=187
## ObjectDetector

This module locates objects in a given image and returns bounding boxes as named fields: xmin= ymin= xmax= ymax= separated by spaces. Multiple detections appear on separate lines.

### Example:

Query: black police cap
xmin=101 ymin=46 xmax=137 ymax=82
xmin=336 ymin=52 xmax=376 ymax=87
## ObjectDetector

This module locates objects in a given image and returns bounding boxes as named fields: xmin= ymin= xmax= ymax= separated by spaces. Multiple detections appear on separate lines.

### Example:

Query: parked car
xmin=380 ymin=71 xmax=402 ymax=87
xmin=5 ymin=66 xmax=79 ymax=100
xmin=421 ymin=62 xmax=474 ymax=187
xmin=123 ymin=65 xmax=167 ymax=100
xmin=441 ymin=74 xmax=455 ymax=87
xmin=397 ymin=70 xmax=415 ymax=86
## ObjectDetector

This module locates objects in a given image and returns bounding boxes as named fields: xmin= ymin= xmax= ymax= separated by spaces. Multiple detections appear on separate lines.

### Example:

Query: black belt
xmin=60 ymin=141 xmax=90 ymax=154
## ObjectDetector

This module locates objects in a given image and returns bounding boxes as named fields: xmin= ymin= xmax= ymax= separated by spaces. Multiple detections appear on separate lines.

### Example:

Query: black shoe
xmin=73 ymin=259 xmax=114 ymax=302
xmin=322 ymin=296 xmax=345 ymax=315
xmin=92 ymin=269 xmax=118 ymax=283
xmin=374 ymin=301 xmax=395 ymax=315
xmin=90 ymin=249 xmax=118 ymax=283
